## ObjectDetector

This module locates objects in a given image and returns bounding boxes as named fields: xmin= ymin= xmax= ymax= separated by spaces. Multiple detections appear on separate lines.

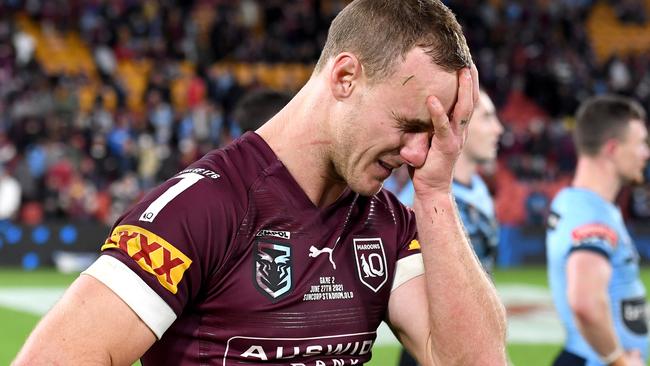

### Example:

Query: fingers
xmin=625 ymin=349 xmax=643 ymax=365
xmin=470 ymin=63 xmax=479 ymax=106
xmin=451 ymin=68 xmax=474 ymax=134
xmin=426 ymin=95 xmax=450 ymax=139
xmin=425 ymin=65 xmax=478 ymax=144
xmin=626 ymin=349 xmax=641 ymax=357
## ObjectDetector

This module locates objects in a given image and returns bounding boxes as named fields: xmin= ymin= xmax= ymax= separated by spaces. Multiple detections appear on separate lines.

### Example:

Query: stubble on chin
xmin=351 ymin=177 xmax=384 ymax=197
xmin=624 ymin=169 xmax=646 ymax=185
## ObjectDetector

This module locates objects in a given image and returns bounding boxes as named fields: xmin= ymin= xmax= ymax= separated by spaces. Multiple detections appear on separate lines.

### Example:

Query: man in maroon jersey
xmin=15 ymin=1 xmax=507 ymax=365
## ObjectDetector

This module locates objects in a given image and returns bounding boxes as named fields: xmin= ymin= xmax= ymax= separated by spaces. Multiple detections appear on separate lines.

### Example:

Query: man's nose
xmin=643 ymin=144 xmax=650 ymax=161
xmin=400 ymin=133 xmax=429 ymax=168
xmin=494 ymin=118 xmax=505 ymax=136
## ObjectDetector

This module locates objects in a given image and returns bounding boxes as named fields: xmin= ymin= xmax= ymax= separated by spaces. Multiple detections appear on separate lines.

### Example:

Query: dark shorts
xmin=552 ymin=349 xmax=587 ymax=366
xmin=399 ymin=349 xmax=418 ymax=366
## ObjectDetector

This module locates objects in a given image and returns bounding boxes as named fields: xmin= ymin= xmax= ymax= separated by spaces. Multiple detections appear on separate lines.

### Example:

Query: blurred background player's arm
xmin=12 ymin=274 xmax=155 ymax=365
xmin=567 ymin=251 xmax=644 ymax=366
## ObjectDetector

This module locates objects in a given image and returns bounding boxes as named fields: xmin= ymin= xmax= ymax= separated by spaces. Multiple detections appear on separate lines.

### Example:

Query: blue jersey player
xmin=450 ymin=174 xmax=499 ymax=273
xmin=397 ymin=89 xmax=503 ymax=366
xmin=547 ymin=95 xmax=650 ymax=366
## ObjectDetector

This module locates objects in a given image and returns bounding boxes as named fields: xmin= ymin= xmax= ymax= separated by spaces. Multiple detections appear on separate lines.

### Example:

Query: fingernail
xmin=464 ymin=68 xmax=471 ymax=79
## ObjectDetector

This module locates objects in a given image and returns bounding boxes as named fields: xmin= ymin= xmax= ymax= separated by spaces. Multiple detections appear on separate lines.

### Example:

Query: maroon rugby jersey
xmin=84 ymin=132 xmax=421 ymax=365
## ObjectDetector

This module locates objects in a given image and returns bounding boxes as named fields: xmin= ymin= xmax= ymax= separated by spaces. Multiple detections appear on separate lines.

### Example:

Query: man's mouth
xmin=378 ymin=161 xmax=394 ymax=175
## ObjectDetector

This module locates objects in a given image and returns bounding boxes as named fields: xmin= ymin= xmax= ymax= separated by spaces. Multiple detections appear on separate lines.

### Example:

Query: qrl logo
xmin=101 ymin=225 xmax=192 ymax=294
xmin=353 ymin=238 xmax=387 ymax=292
xmin=254 ymin=241 xmax=293 ymax=301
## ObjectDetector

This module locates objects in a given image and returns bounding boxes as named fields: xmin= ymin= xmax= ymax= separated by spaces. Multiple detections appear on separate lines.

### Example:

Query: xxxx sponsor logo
xmin=102 ymin=225 xmax=191 ymax=294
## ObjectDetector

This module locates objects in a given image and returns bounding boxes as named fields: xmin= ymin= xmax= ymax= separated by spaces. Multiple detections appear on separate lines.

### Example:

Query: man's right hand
xmin=611 ymin=350 xmax=644 ymax=366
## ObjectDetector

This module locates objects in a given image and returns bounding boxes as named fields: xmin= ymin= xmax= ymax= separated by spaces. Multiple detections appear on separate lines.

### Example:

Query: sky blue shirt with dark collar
xmin=546 ymin=187 xmax=648 ymax=364
xmin=397 ymin=174 xmax=498 ymax=273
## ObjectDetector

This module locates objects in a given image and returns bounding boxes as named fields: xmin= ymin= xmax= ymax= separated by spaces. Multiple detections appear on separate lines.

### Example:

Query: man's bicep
xmin=386 ymin=274 xmax=432 ymax=365
xmin=566 ymin=250 xmax=612 ymax=302
xmin=565 ymin=221 xmax=616 ymax=296
xmin=568 ymin=222 xmax=617 ymax=258
xmin=83 ymin=255 xmax=177 ymax=338
xmin=14 ymin=274 xmax=156 ymax=365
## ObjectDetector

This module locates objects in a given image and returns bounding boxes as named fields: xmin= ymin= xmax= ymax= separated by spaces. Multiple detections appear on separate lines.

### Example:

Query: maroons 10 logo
xmin=353 ymin=238 xmax=387 ymax=293
xmin=254 ymin=241 xmax=292 ymax=301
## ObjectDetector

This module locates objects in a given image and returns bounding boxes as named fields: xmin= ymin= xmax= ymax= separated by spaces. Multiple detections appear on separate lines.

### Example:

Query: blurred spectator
xmin=146 ymin=89 xmax=173 ymax=145
xmin=1 ymin=0 xmax=650 ymax=227
xmin=630 ymin=185 xmax=650 ymax=220
xmin=0 ymin=163 xmax=21 ymax=222
xmin=611 ymin=0 xmax=647 ymax=24
xmin=525 ymin=190 xmax=550 ymax=225
xmin=107 ymin=172 xmax=140 ymax=225
xmin=12 ymin=29 xmax=35 ymax=67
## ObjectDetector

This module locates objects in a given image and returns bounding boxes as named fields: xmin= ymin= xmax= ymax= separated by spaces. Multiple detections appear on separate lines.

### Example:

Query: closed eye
xmin=392 ymin=111 xmax=433 ymax=134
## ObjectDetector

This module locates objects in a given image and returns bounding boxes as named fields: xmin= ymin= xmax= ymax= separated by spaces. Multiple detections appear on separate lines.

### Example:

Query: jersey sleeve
xmin=567 ymin=222 xmax=618 ymax=260
xmin=391 ymin=202 xmax=423 ymax=291
xmin=83 ymin=168 xmax=245 ymax=338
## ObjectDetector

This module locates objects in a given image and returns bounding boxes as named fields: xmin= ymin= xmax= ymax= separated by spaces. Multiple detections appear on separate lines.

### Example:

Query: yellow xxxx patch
xmin=102 ymin=225 xmax=192 ymax=294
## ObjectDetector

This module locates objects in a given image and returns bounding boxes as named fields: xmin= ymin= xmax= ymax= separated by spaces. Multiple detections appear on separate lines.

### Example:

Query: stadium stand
xmin=1 ymin=0 xmax=650 ymax=268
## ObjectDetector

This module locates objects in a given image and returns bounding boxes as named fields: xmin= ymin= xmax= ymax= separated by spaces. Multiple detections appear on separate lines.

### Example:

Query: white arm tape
xmin=82 ymin=255 xmax=177 ymax=339
xmin=392 ymin=253 xmax=424 ymax=291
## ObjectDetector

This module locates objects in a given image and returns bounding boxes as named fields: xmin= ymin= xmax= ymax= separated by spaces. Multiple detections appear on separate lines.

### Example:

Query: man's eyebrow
xmin=392 ymin=111 xmax=432 ymax=132
xmin=402 ymin=75 xmax=415 ymax=86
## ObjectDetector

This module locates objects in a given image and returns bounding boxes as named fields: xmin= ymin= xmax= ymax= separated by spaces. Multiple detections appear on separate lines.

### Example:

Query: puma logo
xmin=308 ymin=246 xmax=336 ymax=270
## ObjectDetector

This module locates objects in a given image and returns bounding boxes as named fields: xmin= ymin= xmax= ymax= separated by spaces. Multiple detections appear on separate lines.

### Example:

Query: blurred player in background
xmin=233 ymin=88 xmax=292 ymax=133
xmin=14 ymin=1 xmax=506 ymax=365
xmin=547 ymin=95 xmax=649 ymax=366
xmin=396 ymin=89 xmax=504 ymax=366
xmin=0 ymin=163 xmax=22 ymax=225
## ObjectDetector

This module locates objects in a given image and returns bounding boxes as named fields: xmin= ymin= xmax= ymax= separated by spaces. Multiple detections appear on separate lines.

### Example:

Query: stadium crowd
xmin=1 ymin=0 xmax=650 ymax=226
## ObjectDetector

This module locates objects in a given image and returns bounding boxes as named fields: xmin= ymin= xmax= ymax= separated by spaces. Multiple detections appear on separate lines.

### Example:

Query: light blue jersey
xmin=547 ymin=188 xmax=648 ymax=365
xmin=397 ymin=174 xmax=498 ymax=273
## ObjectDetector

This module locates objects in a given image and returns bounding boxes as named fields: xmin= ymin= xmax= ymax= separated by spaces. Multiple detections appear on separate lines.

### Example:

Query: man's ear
xmin=329 ymin=52 xmax=362 ymax=100
xmin=603 ymin=138 xmax=619 ymax=157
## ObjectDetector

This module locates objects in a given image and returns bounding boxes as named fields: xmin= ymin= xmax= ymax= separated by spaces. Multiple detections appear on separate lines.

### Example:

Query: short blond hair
xmin=574 ymin=94 xmax=646 ymax=156
xmin=314 ymin=0 xmax=472 ymax=82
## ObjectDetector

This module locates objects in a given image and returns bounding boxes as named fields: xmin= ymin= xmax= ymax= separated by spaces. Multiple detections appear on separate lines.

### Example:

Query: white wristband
xmin=600 ymin=346 xmax=624 ymax=365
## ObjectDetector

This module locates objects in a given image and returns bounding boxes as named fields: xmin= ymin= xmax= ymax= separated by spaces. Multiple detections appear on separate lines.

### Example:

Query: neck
xmin=572 ymin=155 xmax=621 ymax=203
xmin=257 ymin=77 xmax=346 ymax=207
xmin=453 ymin=152 xmax=478 ymax=185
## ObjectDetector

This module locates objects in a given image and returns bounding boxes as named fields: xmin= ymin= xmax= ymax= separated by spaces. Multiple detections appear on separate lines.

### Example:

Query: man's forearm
xmin=566 ymin=252 xmax=634 ymax=365
xmin=573 ymin=299 xmax=623 ymax=364
xmin=414 ymin=192 xmax=507 ymax=365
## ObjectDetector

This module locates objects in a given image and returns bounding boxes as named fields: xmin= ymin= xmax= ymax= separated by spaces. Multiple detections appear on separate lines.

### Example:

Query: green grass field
xmin=2 ymin=266 xmax=649 ymax=365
